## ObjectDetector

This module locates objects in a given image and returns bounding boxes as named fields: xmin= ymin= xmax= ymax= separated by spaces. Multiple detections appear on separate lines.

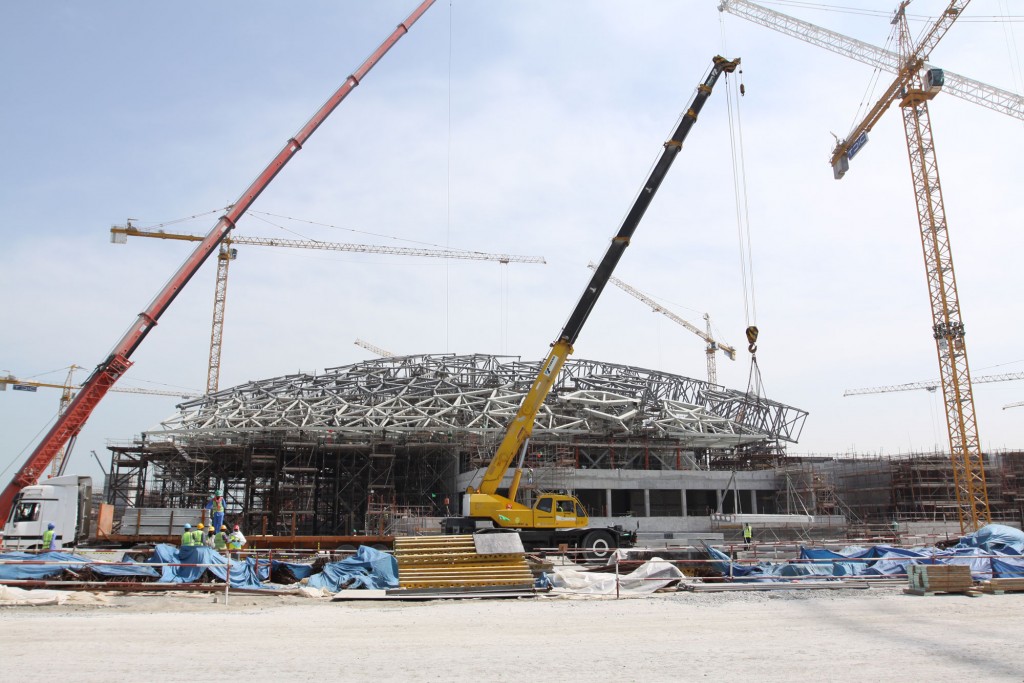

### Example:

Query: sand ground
xmin=2 ymin=586 xmax=1022 ymax=681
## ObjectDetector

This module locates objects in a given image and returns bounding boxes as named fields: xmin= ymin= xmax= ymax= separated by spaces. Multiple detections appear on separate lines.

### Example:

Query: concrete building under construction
xmin=105 ymin=353 xmax=1024 ymax=538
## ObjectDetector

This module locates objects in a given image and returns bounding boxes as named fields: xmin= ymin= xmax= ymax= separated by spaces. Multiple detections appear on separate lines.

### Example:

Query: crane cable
xmin=721 ymin=17 xmax=765 ymax=408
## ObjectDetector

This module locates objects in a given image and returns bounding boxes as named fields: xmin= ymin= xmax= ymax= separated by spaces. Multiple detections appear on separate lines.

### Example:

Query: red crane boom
xmin=0 ymin=0 xmax=436 ymax=522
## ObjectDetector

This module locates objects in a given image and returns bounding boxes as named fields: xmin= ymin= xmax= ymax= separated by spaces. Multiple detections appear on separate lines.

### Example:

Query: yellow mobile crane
xmin=443 ymin=56 xmax=739 ymax=560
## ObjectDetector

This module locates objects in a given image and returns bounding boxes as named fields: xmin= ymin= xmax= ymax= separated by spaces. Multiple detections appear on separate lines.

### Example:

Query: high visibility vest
xmin=42 ymin=529 xmax=55 ymax=549
xmin=211 ymin=497 xmax=224 ymax=513
xmin=181 ymin=532 xmax=193 ymax=546
xmin=743 ymin=526 xmax=752 ymax=540
xmin=228 ymin=532 xmax=243 ymax=550
xmin=191 ymin=529 xmax=205 ymax=545
xmin=215 ymin=532 xmax=228 ymax=550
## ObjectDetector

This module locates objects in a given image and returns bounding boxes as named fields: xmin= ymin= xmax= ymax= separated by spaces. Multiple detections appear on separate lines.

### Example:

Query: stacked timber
xmin=905 ymin=564 xmax=976 ymax=596
xmin=980 ymin=578 xmax=1024 ymax=594
xmin=393 ymin=534 xmax=534 ymax=591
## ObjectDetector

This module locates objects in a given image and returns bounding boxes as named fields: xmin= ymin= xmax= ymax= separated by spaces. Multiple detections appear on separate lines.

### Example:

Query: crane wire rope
xmin=446 ymin=0 xmax=454 ymax=353
xmin=756 ymin=1 xmax=1022 ymax=23
xmin=721 ymin=15 xmax=766 ymax=409
xmin=998 ymin=0 xmax=1024 ymax=107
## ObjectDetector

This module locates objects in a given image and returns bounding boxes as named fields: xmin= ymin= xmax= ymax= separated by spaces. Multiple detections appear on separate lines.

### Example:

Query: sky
xmin=1 ymin=0 xmax=1022 ymax=489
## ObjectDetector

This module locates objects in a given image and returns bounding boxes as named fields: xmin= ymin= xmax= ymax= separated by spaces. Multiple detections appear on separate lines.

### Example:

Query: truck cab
xmin=1 ymin=475 xmax=91 ymax=550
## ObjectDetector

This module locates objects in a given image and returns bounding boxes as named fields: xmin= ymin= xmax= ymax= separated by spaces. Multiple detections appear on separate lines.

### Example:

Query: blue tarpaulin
xmin=147 ymin=544 xmax=268 ymax=589
xmin=958 ymin=524 xmax=1024 ymax=554
xmin=0 ymin=551 xmax=160 ymax=581
xmin=704 ymin=524 xmax=1024 ymax=582
xmin=306 ymin=546 xmax=399 ymax=591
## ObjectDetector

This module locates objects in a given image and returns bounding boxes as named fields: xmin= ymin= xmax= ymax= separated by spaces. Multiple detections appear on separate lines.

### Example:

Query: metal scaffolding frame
xmin=107 ymin=354 xmax=807 ymax=534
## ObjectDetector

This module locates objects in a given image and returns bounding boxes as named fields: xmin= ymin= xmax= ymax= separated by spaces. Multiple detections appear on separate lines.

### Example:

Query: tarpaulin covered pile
xmin=702 ymin=524 xmax=1024 ymax=582
xmin=0 ymin=551 xmax=160 ymax=581
xmin=147 ymin=544 xmax=269 ymax=589
xmin=549 ymin=558 xmax=685 ymax=595
xmin=305 ymin=546 xmax=398 ymax=591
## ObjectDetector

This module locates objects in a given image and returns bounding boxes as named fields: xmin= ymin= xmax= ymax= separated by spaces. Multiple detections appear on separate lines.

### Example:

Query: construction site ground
xmin=2 ymin=586 xmax=1022 ymax=680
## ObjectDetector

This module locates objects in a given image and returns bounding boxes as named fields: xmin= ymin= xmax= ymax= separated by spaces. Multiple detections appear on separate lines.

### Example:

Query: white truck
xmin=2 ymin=474 xmax=93 ymax=550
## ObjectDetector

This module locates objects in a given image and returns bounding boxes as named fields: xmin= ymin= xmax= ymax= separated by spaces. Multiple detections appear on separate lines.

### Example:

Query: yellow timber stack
xmin=393 ymin=535 xmax=534 ymax=591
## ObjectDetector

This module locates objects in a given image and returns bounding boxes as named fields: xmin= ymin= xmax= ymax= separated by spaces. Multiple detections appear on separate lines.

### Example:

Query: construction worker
xmin=42 ymin=522 xmax=57 ymax=551
xmin=204 ymin=525 xmax=217 ymax=548
xmin=193 ymin=523 xmax=206 ymax=547
xmin=181 ymin=523 xmax=194 ymax=547
xmin=742 ymin=523 xmax=753 ymax=549
xmin=227 ymin=524 xmax=246 ymax=559
xmin=206 ymin=489 xmax=226 ymax=532
xmin=214 ymin=525 xmax=230 ymax=554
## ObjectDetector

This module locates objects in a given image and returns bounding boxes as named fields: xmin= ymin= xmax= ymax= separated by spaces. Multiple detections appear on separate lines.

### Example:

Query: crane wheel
xmin=581 ymin=530 xmax=615 ymax=564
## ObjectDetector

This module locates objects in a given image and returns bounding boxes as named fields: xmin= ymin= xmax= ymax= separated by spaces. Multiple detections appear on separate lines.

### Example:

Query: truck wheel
xmin=581 ymin=530 xmax=615 ymax=563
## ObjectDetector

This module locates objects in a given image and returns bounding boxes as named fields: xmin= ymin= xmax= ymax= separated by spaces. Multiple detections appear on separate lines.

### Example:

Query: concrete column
xmin=680 ymin=489 xmax=688 ymax=517
xmin=605 ymin=489 xmax=613 ymax=517
xmin=750 ymin=489 xmax=758 ymax=515
xmin=716 ymin=489 xmax=723 ymax=513
xmin=643 ymin=489 xmax=651 ymax=517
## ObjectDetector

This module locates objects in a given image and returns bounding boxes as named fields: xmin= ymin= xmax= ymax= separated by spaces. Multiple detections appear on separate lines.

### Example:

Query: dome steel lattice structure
xmin=107 ymin=354 xmax=806 ymax=536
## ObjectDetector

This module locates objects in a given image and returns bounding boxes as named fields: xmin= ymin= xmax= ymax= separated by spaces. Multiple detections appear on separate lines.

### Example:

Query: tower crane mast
xmin=588 ymin=263 xmax=736 ymax=384
xmin=0 ymin=0 xmax=437 ymax=524
xmin=721 ymin=0 xmax=990 ymax=531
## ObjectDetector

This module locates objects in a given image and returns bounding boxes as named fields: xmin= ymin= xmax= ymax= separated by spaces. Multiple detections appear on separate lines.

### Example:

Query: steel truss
xmin=108 ymin=355 xmax=806 ymax=533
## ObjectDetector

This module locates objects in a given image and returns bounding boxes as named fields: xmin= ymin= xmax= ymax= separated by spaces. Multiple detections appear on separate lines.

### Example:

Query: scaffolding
xmin=107 ymin=354 xmax=806 ymax=533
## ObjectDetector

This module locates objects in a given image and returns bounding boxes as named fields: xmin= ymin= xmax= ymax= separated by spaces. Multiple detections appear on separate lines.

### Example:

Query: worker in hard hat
xmin=227 ymin=524 xmax=246 ymax=560
xmin=181 ymin=523 xmax=194 ymax=547
xmin=214 ymin=525 xmax=230 ymax=554
xmin=42 ymin=522 xmax=57 ymax=551
xmin=204 ymin=524 xmax=218 ymax=549
xmin=193 ymin=523 xmax=206 ymax=547
xmin=206 ymin=488 xmax=226 ymax=532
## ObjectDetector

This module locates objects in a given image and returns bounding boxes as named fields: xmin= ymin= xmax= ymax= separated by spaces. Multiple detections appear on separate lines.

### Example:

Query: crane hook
xmin=745 ymin=325 xmax=759 ymax=354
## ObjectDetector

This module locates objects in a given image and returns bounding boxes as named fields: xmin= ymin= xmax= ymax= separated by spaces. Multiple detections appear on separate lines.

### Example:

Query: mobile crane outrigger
xmin=443 ymin=56 xmax=740 ymax=560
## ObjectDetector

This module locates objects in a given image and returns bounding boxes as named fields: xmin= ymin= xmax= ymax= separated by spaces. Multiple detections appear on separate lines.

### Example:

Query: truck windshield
xmin=12 ymin=502 xmax=40 ymax=523
xmin=536 ymin=498 xmax=553 ymax=513
xmin=555 ymin=500 xmax=576 ymax=514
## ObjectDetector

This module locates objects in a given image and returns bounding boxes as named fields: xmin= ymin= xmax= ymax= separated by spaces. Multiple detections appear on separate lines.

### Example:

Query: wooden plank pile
xmin=905 ymin=564 xmax=977 ymax=596
xmin=980 ymin=577 xmax=1024 ymax=594
xmin=393 ymin=534 xmax=535 ymax=591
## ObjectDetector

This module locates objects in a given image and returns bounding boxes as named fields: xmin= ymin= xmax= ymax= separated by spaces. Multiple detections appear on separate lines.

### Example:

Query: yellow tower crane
xmin=111 ymin=220 xmax=546 ymax=394
xmin=721 ymin=0 xmax=992 ymax=533
xmin=587 ymin=263 xmax=736 ymax=384
xmin=1 ymin=366 xmax=200 ymax=476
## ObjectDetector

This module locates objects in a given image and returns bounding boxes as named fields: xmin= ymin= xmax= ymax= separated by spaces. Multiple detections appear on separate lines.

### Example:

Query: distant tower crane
xmin=1004 ymin=401 xmax=1024 ymax=411
xmin=112 ymin=222 xmax=545 ymax=394
xmin=845 ymin=371 xmax=1024 ymax=397
xmin=717 ymin=0 xmax=1024 ymax=121
xmin=1 ymin=366 xmax=200 ymax=476
xmin=588 ymin=263 xmax=736 ymax=384
xmin=721 ymin=0 xmax=992 ymax=533
xmin=353 ymin=338 xmax=395 ymax=358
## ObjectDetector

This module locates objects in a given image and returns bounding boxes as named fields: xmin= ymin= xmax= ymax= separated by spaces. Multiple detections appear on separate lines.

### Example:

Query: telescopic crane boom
xmin=463 ymin=56 xmax=740 ymax=534
xmin=0 ymin=0 xmax=436 ymax=524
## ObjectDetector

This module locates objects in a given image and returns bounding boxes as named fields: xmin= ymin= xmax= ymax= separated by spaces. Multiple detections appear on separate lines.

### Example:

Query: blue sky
xmin=1 ymin=1 xmax=1022 ymax=487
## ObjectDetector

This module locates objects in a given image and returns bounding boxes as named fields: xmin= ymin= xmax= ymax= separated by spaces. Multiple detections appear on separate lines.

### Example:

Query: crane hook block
xmin=745 ymin=325 xmax=759 ymax=353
